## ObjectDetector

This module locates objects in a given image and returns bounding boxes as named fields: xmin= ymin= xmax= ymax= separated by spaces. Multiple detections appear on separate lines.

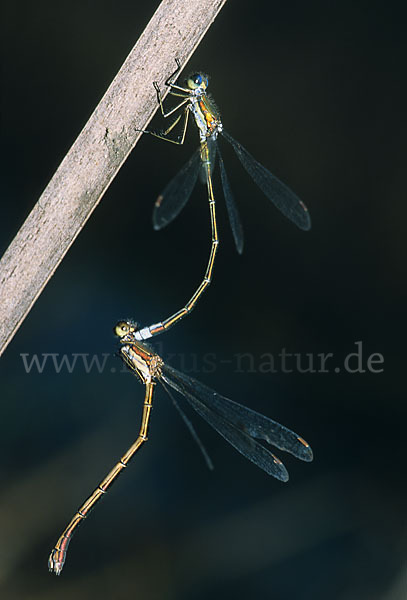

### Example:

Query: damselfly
xmin=134 ymin=59 xmax=311 ymax=340
xmin=48 ymin=319 xmax=313 ymax=575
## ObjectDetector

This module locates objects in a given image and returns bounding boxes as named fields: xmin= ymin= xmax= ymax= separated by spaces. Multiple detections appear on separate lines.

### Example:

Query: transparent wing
xmin=153 ymin=149 xmax=201 ymax=230
xmin=221 ymin=130 xmax=311 ymax=231
xmin=161 ymin=364 xmax=313 ymax=479
xmin=217 ymin=143 xmax=244 ymax=254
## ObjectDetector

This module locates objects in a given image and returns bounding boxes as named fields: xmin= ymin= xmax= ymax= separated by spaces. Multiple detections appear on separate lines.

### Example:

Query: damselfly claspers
xmin=48 ymin=319 xmax=313 ymax=575
xmin=135 ymin=59 xmax=311 ymax=340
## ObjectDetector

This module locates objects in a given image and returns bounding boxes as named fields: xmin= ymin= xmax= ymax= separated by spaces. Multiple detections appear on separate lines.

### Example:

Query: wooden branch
xmin=0 ymin=0 xmax=228 ymax=356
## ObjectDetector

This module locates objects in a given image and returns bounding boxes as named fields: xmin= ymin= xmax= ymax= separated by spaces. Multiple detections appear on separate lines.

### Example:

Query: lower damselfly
xmin=133 ymin=59 xmax=311 ymax=340
xmin=48 ymin=319 xmax=313 ymax=575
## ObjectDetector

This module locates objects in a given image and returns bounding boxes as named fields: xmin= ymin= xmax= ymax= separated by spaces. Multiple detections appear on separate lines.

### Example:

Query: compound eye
xmin=114 ymin=320 xmax=134 ymax=338
xmin=187 ymin=73 xmax=203 ymax=89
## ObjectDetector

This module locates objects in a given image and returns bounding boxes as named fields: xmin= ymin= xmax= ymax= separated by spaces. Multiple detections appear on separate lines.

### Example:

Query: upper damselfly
xmin=48 ymin=319 xmax=313 ymax=575
xmin=135 ymin=59 xmax=311 ymax=340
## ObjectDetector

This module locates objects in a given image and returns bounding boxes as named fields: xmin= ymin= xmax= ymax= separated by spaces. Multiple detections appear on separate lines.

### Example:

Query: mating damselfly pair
xmin=48 ymin=60 xmax=313 ymax=575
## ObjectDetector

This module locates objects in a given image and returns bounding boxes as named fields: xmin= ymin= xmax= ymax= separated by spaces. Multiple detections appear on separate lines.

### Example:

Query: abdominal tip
xmin=48 ymin=551 xmax=63 ymax=576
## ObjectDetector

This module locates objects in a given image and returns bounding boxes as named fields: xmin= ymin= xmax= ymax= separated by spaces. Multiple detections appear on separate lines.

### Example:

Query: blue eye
xmin=186 ymin=72 xmax=208 ymax=90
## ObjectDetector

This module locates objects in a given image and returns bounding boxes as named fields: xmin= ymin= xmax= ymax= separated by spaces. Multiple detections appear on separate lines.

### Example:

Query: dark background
xmin=1 ymin=1 xmax=406 ymax=599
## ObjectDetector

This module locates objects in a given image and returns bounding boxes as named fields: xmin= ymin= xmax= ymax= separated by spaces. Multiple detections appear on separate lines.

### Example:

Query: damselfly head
xmin=187 ymin=72 xmax=208 ymax=91
xmin=114 ymin=320 xmax=137 ymax=341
